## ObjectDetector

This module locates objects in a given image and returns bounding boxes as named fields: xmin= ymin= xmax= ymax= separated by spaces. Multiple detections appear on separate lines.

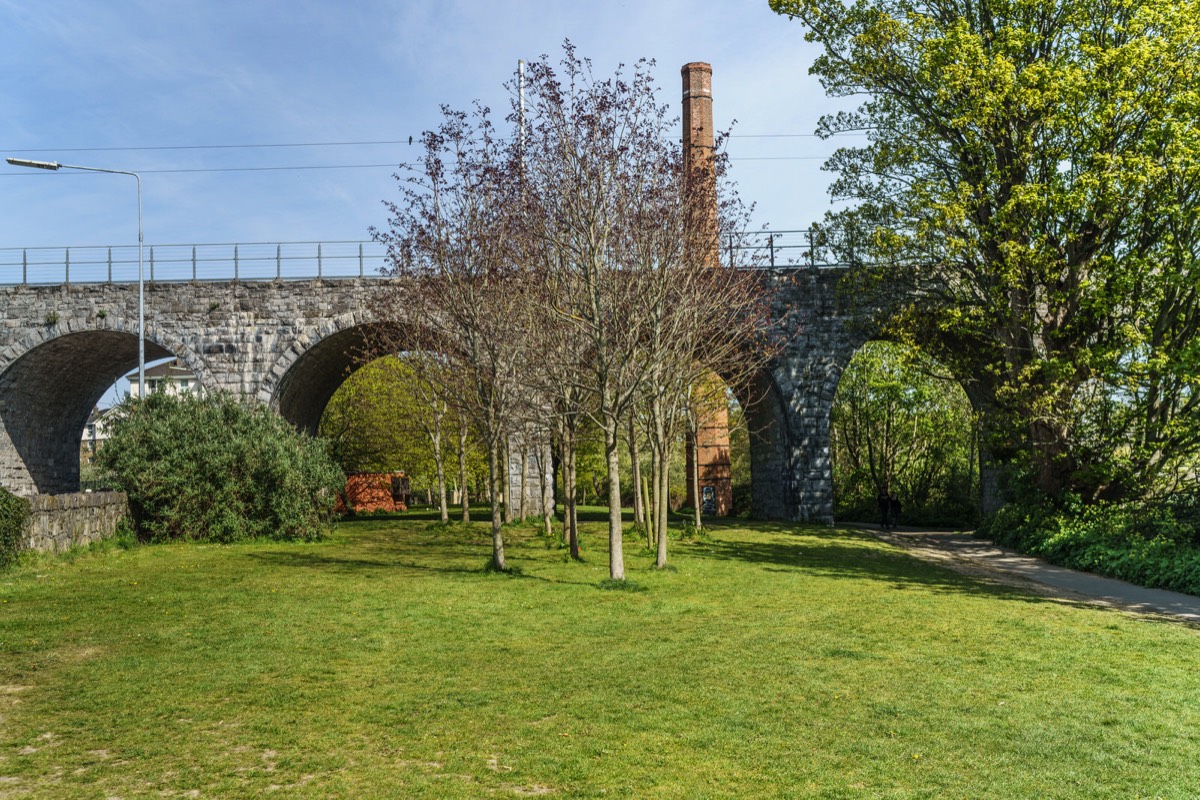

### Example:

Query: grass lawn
xmin=1 ymin=509 xmax=1198 ymax=798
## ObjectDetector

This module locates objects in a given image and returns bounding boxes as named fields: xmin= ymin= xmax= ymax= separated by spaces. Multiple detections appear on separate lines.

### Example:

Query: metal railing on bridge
xmin=728 ymin=228 xmax=863 ymax=270
xmin=0 ymin=241 xmax=390 ymax=285
xmin=0 ymin=229 xmax=859 ymax=286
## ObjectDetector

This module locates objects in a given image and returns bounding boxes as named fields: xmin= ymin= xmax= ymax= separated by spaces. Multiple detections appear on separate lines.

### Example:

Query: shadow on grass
xmin=244 ymin=547 xmax=595 ymax=587
xmin=686 ymin=523 xmax=1105 ymax=611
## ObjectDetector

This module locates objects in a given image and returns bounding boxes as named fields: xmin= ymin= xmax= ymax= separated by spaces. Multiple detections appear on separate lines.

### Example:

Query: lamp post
xmin=5 ymin=157 xmax=145 ymax=398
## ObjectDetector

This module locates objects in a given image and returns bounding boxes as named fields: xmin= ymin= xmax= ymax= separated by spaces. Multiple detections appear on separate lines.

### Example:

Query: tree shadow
xmin=244 ymin=547 xmax=595 ymax=587
xmin=685 ymin=525 xmax=1107 ymax=612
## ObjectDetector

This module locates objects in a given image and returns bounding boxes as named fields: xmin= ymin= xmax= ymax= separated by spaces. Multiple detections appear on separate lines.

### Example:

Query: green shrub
xmin=0 ymin=487 xmax=31 ymax=570
xmin=97 ymin=393 xmax=345 ymax=543
xmin=979 ymin=497 xmax=1200 ymax=596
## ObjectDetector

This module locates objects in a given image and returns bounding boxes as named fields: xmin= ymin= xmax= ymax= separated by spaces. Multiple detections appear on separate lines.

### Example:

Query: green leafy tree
xmin=831 ymin=341 xmax=979 ymax=526
xmin=320 ymin=355 xmax=488 ymax=505
xmin=99 ymin=393 xmax=344 ymax=542
xmin=772 ymin=0 xmax=1200 ymax=502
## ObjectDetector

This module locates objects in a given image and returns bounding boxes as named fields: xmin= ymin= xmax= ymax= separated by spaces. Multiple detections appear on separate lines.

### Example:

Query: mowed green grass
xmin=1 ymin=512 xmax=1198 ymax=799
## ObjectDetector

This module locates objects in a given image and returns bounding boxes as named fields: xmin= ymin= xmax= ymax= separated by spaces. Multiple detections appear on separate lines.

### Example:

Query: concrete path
xmin=847 ymin=524 xmax=1200 ymax=624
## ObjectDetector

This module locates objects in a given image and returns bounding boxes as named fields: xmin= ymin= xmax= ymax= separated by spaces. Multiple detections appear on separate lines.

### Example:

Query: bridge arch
xmin=258 ymin=310 xmax=382 ymax=435
xmin=826 ymin=335 xmax=983 ymax=526
xmin=0 ymin=317 xmax=211 ymax=495
xmin=733 ymin=365 xmax=796 ymax=520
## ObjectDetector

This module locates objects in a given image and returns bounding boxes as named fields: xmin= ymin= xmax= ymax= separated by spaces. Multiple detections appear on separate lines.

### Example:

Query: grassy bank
xmin=1 ymin=512 xmax=1198 ymax=798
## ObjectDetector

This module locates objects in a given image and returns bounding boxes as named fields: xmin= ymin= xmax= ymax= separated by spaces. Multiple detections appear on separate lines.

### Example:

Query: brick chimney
xmin=681 ymin=61 xmax=732 ymax=518
xmin=681 ymin=62 xmax=715 ymax=167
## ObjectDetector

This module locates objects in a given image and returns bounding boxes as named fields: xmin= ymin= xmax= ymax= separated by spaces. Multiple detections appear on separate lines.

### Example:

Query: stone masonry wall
xmin=0 ymin=271 xmax=960 ymax=525
xmin=0 ymin=279 xmax=376 ymax=495
xmin=24 ymin=491 xmax=129 ymax=554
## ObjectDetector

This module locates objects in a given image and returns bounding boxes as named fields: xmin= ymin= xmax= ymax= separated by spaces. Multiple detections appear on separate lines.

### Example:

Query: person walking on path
xmin=877 ymin=489 xmax=892 ymax=531
xmin=888 ymin=492 xmax=902 ymax=530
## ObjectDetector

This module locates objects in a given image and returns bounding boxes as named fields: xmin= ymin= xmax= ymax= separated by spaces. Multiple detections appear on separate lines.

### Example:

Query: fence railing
xmin=0 ymin=229 xmax=862 ymax=286
xmin=0 ymin=241 xmax=390 ymax=286
xmin=728 ymin=228 xmax=866 ymax=269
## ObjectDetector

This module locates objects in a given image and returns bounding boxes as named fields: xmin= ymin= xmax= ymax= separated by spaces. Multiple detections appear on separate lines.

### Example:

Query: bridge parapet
xmin=1 ymin=230 xmax=872 ymax=287
xmin=0 ymin=241 xmax=390 ymax=286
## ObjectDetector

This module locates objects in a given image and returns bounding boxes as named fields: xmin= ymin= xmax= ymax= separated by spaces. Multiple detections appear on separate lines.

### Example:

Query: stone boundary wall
xmin=24 ymin=492 xmax=129 ymax=554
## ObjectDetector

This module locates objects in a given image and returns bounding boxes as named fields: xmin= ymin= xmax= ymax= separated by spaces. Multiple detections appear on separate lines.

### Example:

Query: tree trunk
xmin=690 ymin=427 xmax=702 ymax=531
xmin=604 ymin=422 xmax=625 ymax=581
xmin=539 ymin=441 xmax=554 ymax=539
xmin=488 ymin=441 xmax=506 ymax=571
xmin=518 ymin=425 xmax=529 ymax=522
xmin=642 ymin=473 xmax=654 ymax=549
xmin=434 ymin=435 xmax=448 ymax=524
xmin=647 ymin=447 xmax=660 ymax=550
xmin=563 ymin=430 xmax=581 ymax=560
xmin=657 ymin=442 xmax=670 ymax=568
xmin=458 ymin=418 xmax=470 ymax=523
xmin=662 ymin=441 xmax=672 ymax=554
xmin=629 ymin=414 xmax=643 ymax=525
xmin=503 ymin=434 xmax=513 ymax=525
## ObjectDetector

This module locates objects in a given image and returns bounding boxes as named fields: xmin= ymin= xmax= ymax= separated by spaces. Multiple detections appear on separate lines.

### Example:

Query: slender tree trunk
xmin=434 ymin=434 xmax=448 ymax=524
xmin=657 ymin=441 xmax=670 ymax=568
xmin=488 ymin=441 xmax=506 ymax=570
xmin=518 ymin=425 xmax=529 ymax=522
xmin=690 ymin=427 xmax=702 ymax=531
xmin=539 ymin=440 xmax=553 ymax=539
xmin=662 ymin=441 xmax=672 ymax=554
xmin=647 ymin=448 xmax=660 ymax=550
xmin=604 ymin=421 xmax=625 ymax=581
xmin=642 ymin=473 xmax=654 ymax=549
xmin=566 ymin=433 xmax=580 ymax=560
xmin=629 ymin=414 xmax=644 ymax=525
xmin=458 ymin=418 xmax=470 ymax=523
xmin=503 ymin=434 xmax=514 ymax=525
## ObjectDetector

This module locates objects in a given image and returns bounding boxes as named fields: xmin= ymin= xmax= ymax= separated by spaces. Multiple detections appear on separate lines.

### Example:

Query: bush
xmin=98 ymin=393 xmax=345 ymax=543
xmin=0 ymin=487 xmax=31 ymax=570
xmin=979 ymin=497 xmax=1200 ymax=596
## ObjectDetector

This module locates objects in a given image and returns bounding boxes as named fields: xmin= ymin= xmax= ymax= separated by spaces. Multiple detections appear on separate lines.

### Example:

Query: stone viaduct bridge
xmin=0 ymin=258 xmax=873 ymax=523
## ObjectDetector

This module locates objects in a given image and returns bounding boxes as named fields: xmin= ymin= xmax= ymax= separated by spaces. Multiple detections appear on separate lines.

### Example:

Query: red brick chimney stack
xmin=681 ymin=61 xmax=719 ymax=270
xmin=681 ymin=62 xmax=715 ymax=166
xmin=681 ymin=61 xmax=732 ymax=518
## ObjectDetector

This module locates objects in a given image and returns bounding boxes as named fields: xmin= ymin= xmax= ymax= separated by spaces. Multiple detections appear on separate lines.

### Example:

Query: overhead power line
xmin=2 ymin=132 xmax=864 ymax=156
xmin=2 ymin=156 xmax=833 ymax=176
xmin=2 ymin=140 xmax=416 ymax=154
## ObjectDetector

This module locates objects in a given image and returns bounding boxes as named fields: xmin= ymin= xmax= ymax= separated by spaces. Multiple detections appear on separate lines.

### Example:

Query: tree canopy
xmin=772 ymin=0 xmax=1200 ymax=502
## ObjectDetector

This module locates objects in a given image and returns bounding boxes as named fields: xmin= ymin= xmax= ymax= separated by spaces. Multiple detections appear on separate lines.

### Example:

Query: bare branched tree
xmin=372 ymin=104 xmax=527 ymax=571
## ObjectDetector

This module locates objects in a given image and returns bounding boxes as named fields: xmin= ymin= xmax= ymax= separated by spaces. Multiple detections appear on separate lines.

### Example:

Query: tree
xmin=831 ymin=341 xmax=979 ymax=525
xmin=518 ymin=46 xmax=774 ymax=576
xmin=518 ymin=49 xmax=672 ymax=580
xmin=773 ymin=0 xmax=1200 ymax=503
xmin=373 ymin=103 xmax=529 ymax=570
xmin=320 ymin=355 xmax=487 ymax=508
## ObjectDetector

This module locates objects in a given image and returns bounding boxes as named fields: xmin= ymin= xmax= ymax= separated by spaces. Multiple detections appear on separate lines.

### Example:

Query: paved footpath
xmin=847 ymin=524 xmax=1200 ymax=624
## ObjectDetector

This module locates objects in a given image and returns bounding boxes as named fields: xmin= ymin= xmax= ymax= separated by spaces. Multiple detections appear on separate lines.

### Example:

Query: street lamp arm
xmin=5 ymin=155 xmax=146 ymax=397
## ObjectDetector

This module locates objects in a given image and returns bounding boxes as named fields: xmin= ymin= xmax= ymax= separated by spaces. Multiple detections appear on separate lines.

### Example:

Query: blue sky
xmin=1 ymin=0 xmax=853 ymax=255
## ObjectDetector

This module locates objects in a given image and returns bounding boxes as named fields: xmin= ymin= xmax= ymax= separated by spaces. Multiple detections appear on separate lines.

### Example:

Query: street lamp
xmin=6 ymin=157 xmax=145 ymax=397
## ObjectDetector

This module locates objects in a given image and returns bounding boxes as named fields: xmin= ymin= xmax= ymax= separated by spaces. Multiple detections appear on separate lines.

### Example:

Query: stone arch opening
xmin=267 ymin=322 xmax=384 ymax=436
xmin=729 ymin=366 xmax=794 ymax=520
xmin=828 ymin=339 xmax=979 ymax=528
xmin=0 ymin=328 xmax=200 ymax=495
xmin=682 ymin=364 xmax=794 ymax=521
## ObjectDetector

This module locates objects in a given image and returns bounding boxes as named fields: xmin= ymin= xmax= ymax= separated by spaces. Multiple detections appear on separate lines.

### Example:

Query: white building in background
xmin=126 ymin=358 xmax=203 ymax=399
xmin=80 ymin=359 xmax=203 ymax=464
